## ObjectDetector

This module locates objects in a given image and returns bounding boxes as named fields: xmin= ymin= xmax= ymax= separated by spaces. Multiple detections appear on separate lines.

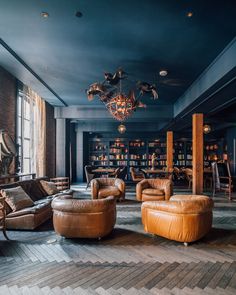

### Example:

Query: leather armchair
xmin=130 ymin=167 xmax=145 ymax=182
xmin=136 ymin=179 xmax=173 ymax=202
xmin=91 ymin=178 xmax=125 ymax=201
xmin=142 ymin=194 xmax=214 ymax=245
xmin=52 ymin=195 xmax=116 ymax=238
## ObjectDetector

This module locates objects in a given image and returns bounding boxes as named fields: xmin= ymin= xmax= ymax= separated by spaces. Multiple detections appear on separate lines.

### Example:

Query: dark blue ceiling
xmin=0 ymin=0 xmax=235 ymax=106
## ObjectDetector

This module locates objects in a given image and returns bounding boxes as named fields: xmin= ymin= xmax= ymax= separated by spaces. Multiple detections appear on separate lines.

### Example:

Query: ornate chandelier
xmin=86 ymin=68 xmax=158 ymax=122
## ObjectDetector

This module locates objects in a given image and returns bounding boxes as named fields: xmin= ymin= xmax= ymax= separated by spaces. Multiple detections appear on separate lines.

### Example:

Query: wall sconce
xmin=203 ymin=124 xmax=211 ymax=134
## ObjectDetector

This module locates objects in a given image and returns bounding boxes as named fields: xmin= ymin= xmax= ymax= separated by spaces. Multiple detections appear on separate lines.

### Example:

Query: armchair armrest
xmin=136 ymin=179 xmax=149 ymax=201
xmin=163 ymin=181 xmax=173 ymax=200
xmin=91 ymin=179 xmax=99 ymax=199
xmin=114 ymin=178 xmax=125 ymax=198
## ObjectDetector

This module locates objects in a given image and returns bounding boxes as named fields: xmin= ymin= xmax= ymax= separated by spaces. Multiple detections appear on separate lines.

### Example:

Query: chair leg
xmin=2 ymin=228 xmax=9 ymax=240
xmin=184 ymin=242 xmax=188 ymax=247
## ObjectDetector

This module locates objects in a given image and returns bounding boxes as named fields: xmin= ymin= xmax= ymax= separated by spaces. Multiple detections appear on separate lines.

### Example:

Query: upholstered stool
xmin=142 ymin=194 xmax=214 ymax=245
xmin=52 ymin=195 xmax=116 ymax=238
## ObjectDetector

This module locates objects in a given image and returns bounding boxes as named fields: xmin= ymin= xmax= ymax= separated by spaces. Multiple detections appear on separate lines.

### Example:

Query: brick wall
xmin=0 ymin=66 xmax=16 ymax=141
xmin=45 ymin=102 xmax=56 ymax=177
xmin=0 ymin=66 xmax=17 ymax=174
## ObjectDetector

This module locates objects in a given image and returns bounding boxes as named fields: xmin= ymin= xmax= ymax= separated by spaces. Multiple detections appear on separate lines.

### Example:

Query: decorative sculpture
xmin=0 ymin=130 xmax=17 ymax=175
xmin=86 ymin=68 xmax=158 ymax=122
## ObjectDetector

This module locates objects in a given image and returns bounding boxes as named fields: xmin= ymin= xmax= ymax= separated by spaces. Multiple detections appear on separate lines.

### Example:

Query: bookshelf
xmin=204 ymin=140 xmax=227 ymax=167
xmin=109 ymin=140 xmax=128 ymax=167
xmin=129 ymin=140 xmax=147 ymax=167
xmin=89 ymin=140 xmax=109 ymax=167
xmin=147 ymin=141 xmax=167 ymax=167
xmin=173 ymin=141 xmax=192 ymax=167
xmin=88 ymin=138 xmax=169 ymax=180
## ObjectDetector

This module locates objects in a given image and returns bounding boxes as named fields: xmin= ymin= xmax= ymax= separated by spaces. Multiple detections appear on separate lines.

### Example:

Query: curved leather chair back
xmin=142 ymin=194 xmax=214 ymax=244
xmin=52 ymin=195 xmax=116 ymax=238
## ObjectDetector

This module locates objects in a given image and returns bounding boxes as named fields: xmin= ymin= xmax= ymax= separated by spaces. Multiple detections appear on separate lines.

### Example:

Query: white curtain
xmin=23 ymin=86 xmax=46 ymax=177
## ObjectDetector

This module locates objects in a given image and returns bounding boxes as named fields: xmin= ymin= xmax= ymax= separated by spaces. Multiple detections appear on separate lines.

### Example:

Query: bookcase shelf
xmin=88 ymin=138 xmax=169 ymax=180
xmin=173 ymin=141 xmax=192 ymax=167
xmin=204 ymin=139 xmax=227 ymax=167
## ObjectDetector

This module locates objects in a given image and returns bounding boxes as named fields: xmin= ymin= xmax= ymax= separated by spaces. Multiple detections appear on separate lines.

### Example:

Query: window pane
xmin=23 ymin=158 xmax=30 ymax=173
xmin=24 ymin=119 xmax=30 ymax=138
xmin=24 ymin=99 xmax=30 ymax=120
xmin=23 ymin=139 xmax=30 ymax=158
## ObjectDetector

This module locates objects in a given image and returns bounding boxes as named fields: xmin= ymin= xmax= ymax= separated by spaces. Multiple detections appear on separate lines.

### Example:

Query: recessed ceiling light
xmin=159 ymin=70 xmax=168 ymax=77
xmin=186 ymin=11 xmax=193 ymax=18
xmin=75 ymin=11 xmax=83 ymax=18
xmin=41 ymin=12 xmax=49 ymax=18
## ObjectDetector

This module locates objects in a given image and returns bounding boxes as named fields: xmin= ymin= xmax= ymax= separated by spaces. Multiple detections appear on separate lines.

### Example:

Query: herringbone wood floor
xmin=0 ymin=185 xmax=236 ymax=295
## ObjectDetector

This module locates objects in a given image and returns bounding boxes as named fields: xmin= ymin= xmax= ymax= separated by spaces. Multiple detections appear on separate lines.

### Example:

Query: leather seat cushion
xmin=142 ymin=188 xmax=164 ymax=196
xmin=142 ymin=194 xmax=165 ymax=202
xmin=98 ymin=186 xmax=121 ymax=198
xmin=7 ymin=199 xmax=51 ymax=218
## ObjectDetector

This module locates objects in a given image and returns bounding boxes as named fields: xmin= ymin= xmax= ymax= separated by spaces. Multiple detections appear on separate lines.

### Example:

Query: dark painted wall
xmin=45 ymin=102 xmax=56 ymax=177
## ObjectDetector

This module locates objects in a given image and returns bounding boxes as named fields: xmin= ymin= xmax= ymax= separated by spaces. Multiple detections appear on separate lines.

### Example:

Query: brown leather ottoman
xmin=52 ymin=195 xmax=116 ymax=238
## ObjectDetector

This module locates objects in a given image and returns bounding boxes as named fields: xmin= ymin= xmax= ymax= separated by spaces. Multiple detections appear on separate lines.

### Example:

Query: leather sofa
xmin=52 ymin=195 xmax=116 ymax=238
xmin=142 ymin=194 xmax=214 ymax=245
xmin=136 ymin=179 xmax=173 ymax=201
xmin=0 ymin=178 xmax=70 ymax=230
xmin=91 ymin=178 xmax=125 ymax=201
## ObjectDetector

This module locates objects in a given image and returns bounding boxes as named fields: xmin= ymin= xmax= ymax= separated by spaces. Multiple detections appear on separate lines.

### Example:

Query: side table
xmin=0 ymin=196 xmax=9 ymax=240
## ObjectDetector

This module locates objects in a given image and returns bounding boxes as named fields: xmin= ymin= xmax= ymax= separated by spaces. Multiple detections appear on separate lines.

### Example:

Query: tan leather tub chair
xmin=52 ymin=195 xmax=116 ymax=239
xmin=136 ymin=179 xmax=173 ymax=202
xmin=91 ymin=178 xmax=125 ymax=201
xmin=142 ymin=195 xmax=214 ymax=245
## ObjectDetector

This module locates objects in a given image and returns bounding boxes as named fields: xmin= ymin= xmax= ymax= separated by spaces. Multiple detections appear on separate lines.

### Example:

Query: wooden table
xmin=92 ymin=168 xmax=115 ymax=177
xmin=92 ymin=168 xmax=115 ymax=173
xmin=142 ymin=169 xmax=171 ymax=178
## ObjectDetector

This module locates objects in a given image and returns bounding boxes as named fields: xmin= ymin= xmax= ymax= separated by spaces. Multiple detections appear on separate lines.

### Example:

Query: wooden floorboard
xmin=0 ymin=185 xmax=236 ymax=294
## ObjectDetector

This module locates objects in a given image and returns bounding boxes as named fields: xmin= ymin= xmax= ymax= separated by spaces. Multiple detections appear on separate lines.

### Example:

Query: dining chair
xmin=184 ymin=168 xmax=193 ymax=189
xmin=116 ymin=166 xmax=127 ymax=180
xmin=84 ymin=165 xmax=95 ymax=189
xmin=212 ymin=162 xmax=233 ymax=200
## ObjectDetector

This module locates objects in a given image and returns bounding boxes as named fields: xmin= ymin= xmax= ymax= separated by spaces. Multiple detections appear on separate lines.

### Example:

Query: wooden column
xmin=192 ymin=113 xmax=203 ymax=194
xmin=166 ymin=131 xmax=173 ymax=172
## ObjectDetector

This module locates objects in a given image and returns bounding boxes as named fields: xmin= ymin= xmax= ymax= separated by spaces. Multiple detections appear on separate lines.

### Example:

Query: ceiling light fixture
xmin=86 ymin=68 xmax=159 ymax=131
xmin=203 ymin=124 xmax=211 ymax=134
xmin=159 ymin=70 xmax=168 ymax=77
xmin=118 ymin=124 xmax=126 ymax=134
xmin=186 ymin=11 xmax=193 ymax=18
xmin=41 ymin=12 xmax=49 ymax=18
